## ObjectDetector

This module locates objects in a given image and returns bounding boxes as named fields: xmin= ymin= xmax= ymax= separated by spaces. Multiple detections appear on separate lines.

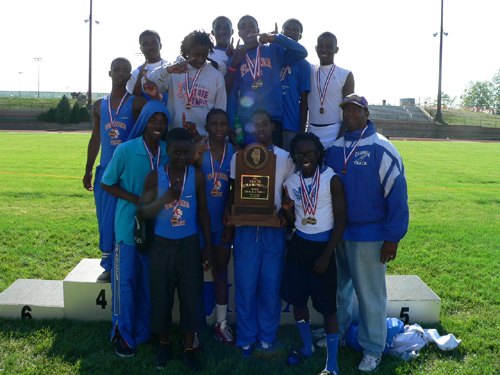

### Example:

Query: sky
xmin=2 ymin=0 xmax=499 ymax=105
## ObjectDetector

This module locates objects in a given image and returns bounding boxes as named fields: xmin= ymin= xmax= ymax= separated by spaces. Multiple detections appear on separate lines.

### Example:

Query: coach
xmin=324 ymin=94 xmax=409 ymax=372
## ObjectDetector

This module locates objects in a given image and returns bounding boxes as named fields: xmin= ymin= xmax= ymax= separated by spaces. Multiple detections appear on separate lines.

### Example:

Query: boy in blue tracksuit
xmin=225 ymin=15 xmax=308 ymax=147
xmin=83 ymin=57 xmax=147 ymax=282
xmin=225 ymin=109 xmax=295 ymax=358
xmin=324 ymin=94 xmax=409 ymax=372
xmin=101 ymin=100 xmax=170 ymax=357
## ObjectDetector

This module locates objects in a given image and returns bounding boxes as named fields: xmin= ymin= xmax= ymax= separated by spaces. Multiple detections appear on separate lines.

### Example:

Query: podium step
xmin=0 ymin=259 xmax=441 ymax=326
xmin=63 ymin=259 xmax=112 ymax=321
xmin=0 ymin=279 xmax=64 ymax=319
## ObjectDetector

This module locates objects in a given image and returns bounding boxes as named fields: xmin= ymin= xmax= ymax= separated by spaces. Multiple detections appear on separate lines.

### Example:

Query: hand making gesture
xmin=142 ymin=71 xmax=160 ymax=100
xmin=166 ymin=58 xmax=195 ymax=74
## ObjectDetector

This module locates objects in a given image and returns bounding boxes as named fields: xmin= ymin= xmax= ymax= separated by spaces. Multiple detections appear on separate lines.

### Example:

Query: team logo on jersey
xmin=354 ymin=151 xmax=370 ymax=166
xmin=172 ymin=207 xmax=185 ymax=226
xmin=292 ymin=187 xmax=302 ymax=203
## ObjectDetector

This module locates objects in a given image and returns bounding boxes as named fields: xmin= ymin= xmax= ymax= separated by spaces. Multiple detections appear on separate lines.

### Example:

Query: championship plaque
xmin=229 ymin=143 xmax=280 ymax=227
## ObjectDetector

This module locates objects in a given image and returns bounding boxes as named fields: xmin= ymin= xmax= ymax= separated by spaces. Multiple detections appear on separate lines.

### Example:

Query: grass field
xmin=426 ymin=108 xmax=500 ymax=128
xmin=0 ymin=133 xmax=499 ymax=374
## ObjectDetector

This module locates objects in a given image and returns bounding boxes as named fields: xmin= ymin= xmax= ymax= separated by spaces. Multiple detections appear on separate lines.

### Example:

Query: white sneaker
xmin=358 ymin=354 xmax=381 ymax=372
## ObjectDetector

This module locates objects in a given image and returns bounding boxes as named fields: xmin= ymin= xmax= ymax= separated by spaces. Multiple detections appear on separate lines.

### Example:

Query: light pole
xmin=85 ymin=0 xmax=100 ymax=110
xmin=18 ymin=72 xmax=23 ymax=97
xmin=434 ymin=0 xmax=448 ymax=122
xmin=34 ymin=58 xmax=42 ymax=98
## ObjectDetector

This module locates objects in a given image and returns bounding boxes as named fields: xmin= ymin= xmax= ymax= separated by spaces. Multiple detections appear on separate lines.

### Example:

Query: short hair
xmin=180 ymin=30 xmax=214 ymax=60
xmin=166 ymin=127 xmax=192 ymax=148
xmin=206 ymin=108 xmax=229 ymax=125
xmin=282 ymin=18 xmax=303 ymax=33
xmin=250 ymin=109 xmax=272 ymax=122
xmin=317 ymin=31 xmax=337 ymax=46
xmin=110 ymin=57 xmax=131 ymax=71
xmin=289 ymin=133 xmax=325 ymax=166
xmin=237 ymin=15 xmax=258 ymax=30
xmin=139 ymin=30 xmax=161 ymax=45
xmin=212 ymin=16 xmax=232 ymax=30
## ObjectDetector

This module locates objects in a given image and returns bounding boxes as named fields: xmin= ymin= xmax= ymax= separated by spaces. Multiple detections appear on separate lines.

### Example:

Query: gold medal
xmin=301 ymin=218 xmax=308 ymax=226
xmin=171 ymin=217 xmax=178 ymax=225
xmin=310 ymin=217 xmax=317 ymax=225
xmin=319 ymin=107 xmax=325 ymax=114
xmin=341 ymin=168 xmax=347 ymax=175
xmin=252 ymin=82 xmax=259 ymax=90
xmin=256 ymin=79 xmax=263 ymax=87
xmin=185 ymin=103 xmax=192 ymax=110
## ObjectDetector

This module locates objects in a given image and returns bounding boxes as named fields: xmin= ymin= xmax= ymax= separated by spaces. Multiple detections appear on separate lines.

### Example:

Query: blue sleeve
xmin=380 ymin=153 xmax=409 ymax=242
xmin=298 ymin=60 xmax=311 ymax=94
xmin=101 ymin=144 xmax=126 ymax=187
xmin=273 ymin=34 xmax=308 ymax=67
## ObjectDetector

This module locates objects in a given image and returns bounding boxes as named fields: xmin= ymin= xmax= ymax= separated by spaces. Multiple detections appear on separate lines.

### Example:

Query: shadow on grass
xmin=0 ymin=318 xmax=467 ymax=375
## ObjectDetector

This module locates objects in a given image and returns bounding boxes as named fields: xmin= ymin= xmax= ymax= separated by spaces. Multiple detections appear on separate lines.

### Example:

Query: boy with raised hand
xmin=210 ymin=16 xmax=234 ymax=76
xmin=100 ymin=100 xmax=170 ymax=358
xmin=83 ymin=57 xmax=147 ymax=283
xmin=192 ymin=108 xmax=238 ymax=347
xmin=307 ymin=32 xmax=355 ymax=148
xmin=136 ymin=127 xmax=211 ymax=372
xmin=280 ymin=132 xmax=346 ymax=375
xmin=280 ymin=18 xmax=311 ymax=151
xmin=127 ymin=30 xmax=169 ymax=106
xmin=224 ymin=109 xmax=295 ymax=358
xmin=225 ymin=15 xmax=308 ymax=148
xmin=145 ymin=30 xmax=226 ymax=137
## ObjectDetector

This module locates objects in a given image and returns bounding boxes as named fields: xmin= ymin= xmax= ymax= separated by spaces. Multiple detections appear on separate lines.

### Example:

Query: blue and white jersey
xmin=200 ymin=142 xmax=234 ymax=232
xmin=324 ymin=120 xmax=409 ymax=243
xmin=99 ymin=95 xmax=135 ymax=167
xmin=154 ymin=165 xmax=198 ymax=240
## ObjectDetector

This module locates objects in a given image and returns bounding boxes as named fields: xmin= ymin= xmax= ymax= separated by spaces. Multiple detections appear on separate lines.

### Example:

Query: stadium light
xmin=18 ymin=72 xmax=23 ymax=97
xmin=434 ymin=0 xmax=449 ymax=122
xmin=34 ymin=58 xmax=42 ymax=98
xmin=85 ymin=0 xmax=100 ymax=110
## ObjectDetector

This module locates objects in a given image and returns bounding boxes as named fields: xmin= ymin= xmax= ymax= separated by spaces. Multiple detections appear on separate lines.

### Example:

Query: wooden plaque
xmin=229 ymin=143 xmax=280 ymax=227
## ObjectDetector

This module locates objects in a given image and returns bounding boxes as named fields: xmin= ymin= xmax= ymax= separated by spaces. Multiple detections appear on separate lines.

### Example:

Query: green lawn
xmin=0 ymin=134 xmax=499 ymax=374
xmin=426 ymin=107 xmax=500 ymax=127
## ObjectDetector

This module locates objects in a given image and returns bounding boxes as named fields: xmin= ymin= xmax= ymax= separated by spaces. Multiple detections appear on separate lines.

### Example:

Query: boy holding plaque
xmin=225 ymin=109 xmax=295 ymax=357
xmin=280 ymin=132 xmax=346 ymax=375
xmin=307 ymin=32 xmax=354 ymax=148
xmin=136 ymin=128 xmax=212 ymax=372
xmin=145 ymin=30 xmax=226 ymax=137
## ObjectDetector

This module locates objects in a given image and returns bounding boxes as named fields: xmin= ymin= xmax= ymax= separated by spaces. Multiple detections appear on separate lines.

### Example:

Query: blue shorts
xmin=281 ymin=233 xmax=337 ymax=315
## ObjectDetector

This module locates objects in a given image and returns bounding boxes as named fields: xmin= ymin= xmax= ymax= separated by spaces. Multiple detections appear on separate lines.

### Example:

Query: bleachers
xmin=370 ymin=105 xmax=430 ymax=122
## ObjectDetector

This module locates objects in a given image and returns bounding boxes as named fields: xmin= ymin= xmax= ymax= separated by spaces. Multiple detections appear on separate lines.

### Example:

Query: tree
xmin=78 ymin=107 xmax=91 ymax=122
xmin=441 ymin=92 xmax=456 ymax=108
xmin=461 ymin=80 xmax=493 ymax=109
xmin=491 ymin=70 xmax=500 ymax=111
xmin=54 ymin=95 xmax=71 ymax=124
xmin=70 ymin=102 xmax=81 ymax=123
xmin=37 ymin=108 xmax=56 ymax=122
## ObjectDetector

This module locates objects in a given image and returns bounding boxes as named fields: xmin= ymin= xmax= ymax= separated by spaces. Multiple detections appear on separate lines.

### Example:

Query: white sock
xmin=216 ymin=304 xmax=228 ymax=324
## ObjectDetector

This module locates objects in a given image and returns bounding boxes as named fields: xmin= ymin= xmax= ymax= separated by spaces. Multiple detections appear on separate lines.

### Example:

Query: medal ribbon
xmin=343 ymin=125 xmax=368 ymax=171
xmin=208 ymin=140 xmax=226 ymax=191
xmin=299 ymin=167 xmax=320 ymax=218
xmin=317 ymin=64 xmax=336 ymax=107
xmin=142 ymin=139 xmax=161 ymax=170
xmin=166 ymin=165 xmax=187 ymax=217
xmin=244 ymin=44 xmax=262 ymax=83
xmin=280 ymin=65 xmax=290 ymax=82
xmin=107 ymin=92 xmax=129 ymax=129
xmin=184 ymin=65 xmax=204 ymax=106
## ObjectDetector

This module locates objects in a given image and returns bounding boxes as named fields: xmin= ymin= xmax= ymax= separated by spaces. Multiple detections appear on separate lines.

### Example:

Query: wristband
xmin=228 ymin=66 xmax=237 ymax=72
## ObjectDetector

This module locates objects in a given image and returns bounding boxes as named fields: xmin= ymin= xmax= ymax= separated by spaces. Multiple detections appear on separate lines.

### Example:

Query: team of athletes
xmin=84 ymin=14 xmax=409 ymax=374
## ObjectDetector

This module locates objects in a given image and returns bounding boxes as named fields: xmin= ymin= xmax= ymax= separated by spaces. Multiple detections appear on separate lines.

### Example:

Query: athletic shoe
xmin=254 ymin=340 xmax=285 ymax=358
xmin=214 ymin=320 xmax=236 ymax=347
xmin=311 ymin=327 xmax=326 ymax=339
xmin=318 ymin=370 xmax=338 ymax=375
xmin=358 ymin=354 xmax=381 ymax=372
xmin=241 ymin=345 xmax=253 ymax=358
xmin=96 ymin=270 xmax=111 ymax=283
xmin=155 ymin=342 xmax=172 ymax=370
xmin=182 ymin=348 xmax=201 ymax=373
xmin=114 ymin=336 xmax=135 ymax=358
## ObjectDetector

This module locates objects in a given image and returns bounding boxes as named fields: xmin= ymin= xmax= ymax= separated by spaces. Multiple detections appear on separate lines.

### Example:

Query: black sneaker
xmin=155 ymin=342 xmax=172 ymax=370
xmin=114 ymin=336 xmax=135 ymax=358
xmin=182 ymin=348 xmax=201 ymax=372
xmin=97 ymin=270 xmax=111 ymax=283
